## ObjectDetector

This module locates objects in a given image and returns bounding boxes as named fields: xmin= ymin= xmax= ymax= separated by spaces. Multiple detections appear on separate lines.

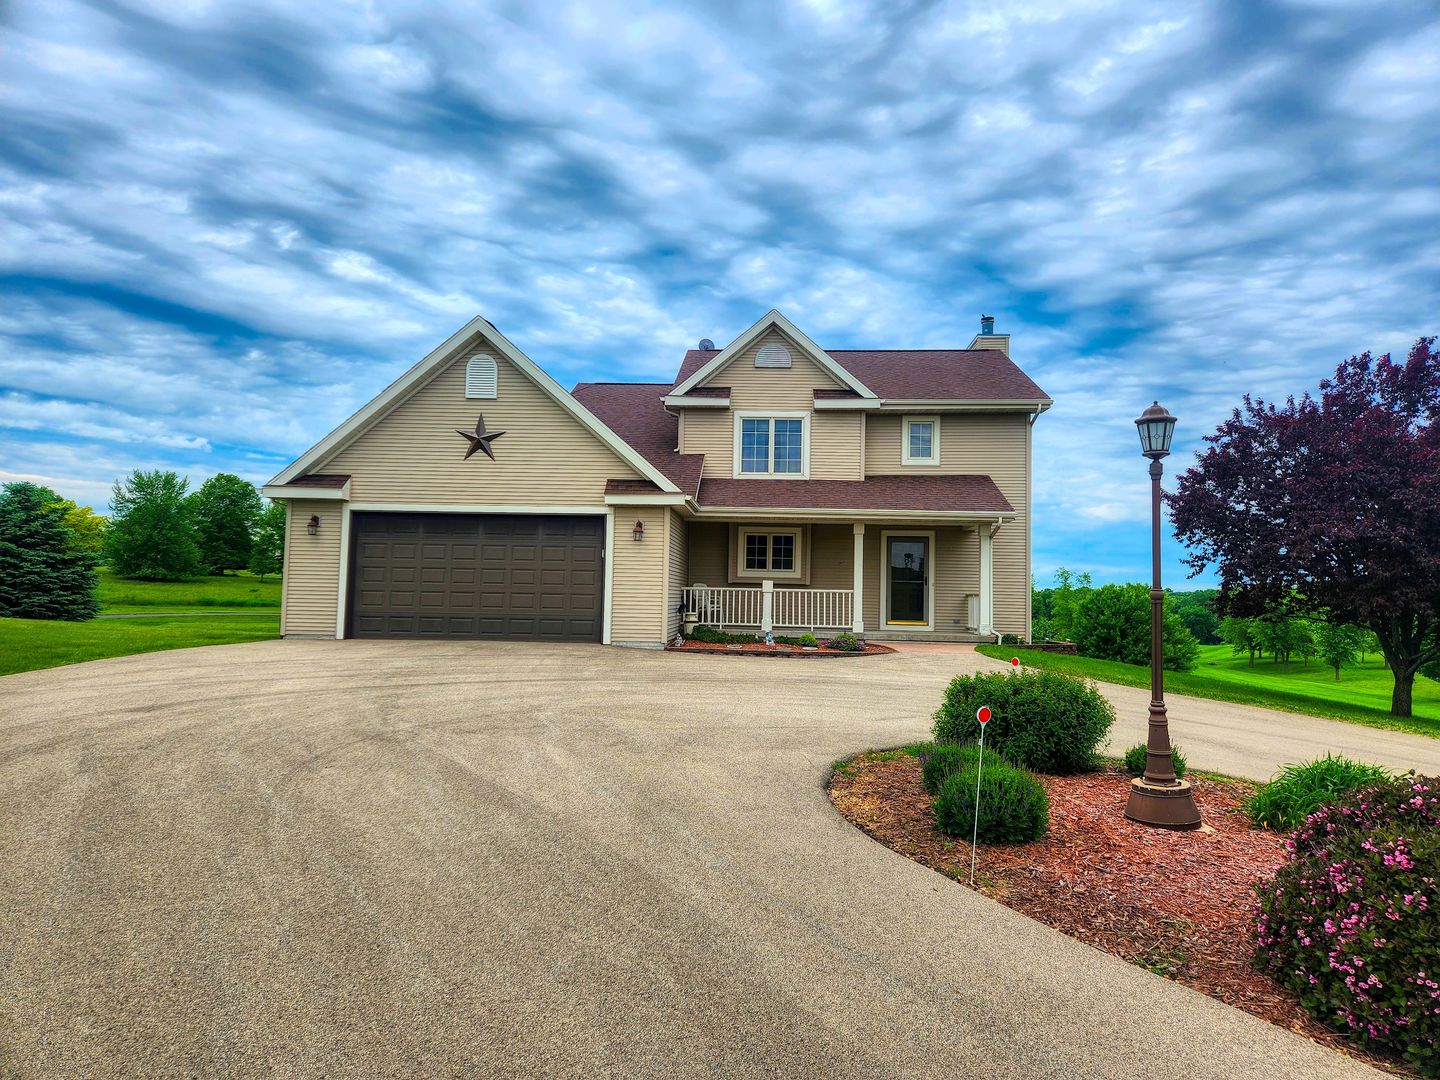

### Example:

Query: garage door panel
xmin=350 ymin=512 xmax=605 ymax=642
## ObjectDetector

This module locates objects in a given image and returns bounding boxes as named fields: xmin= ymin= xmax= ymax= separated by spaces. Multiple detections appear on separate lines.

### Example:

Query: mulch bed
xmin=667 ymin=640 xmax=894 ymax=658
xmin=828 ymin=754 xmax=1412 ymax=1076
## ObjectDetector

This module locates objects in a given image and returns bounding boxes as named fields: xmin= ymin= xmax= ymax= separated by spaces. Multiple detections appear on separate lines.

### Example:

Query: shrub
xmin=796 ymin=633 xmax=819 ymax=648
xmin=1287 ymin=773 xmax=1440 ymax=861
xmin=687 ymin=625 xmax=758 ymax=644
xmin=933 ymin=758 xmax=1049 ymax=843
xmin=933 ymin=670 xmax=1114 ymax=774
xmin=1246 ymin=755 xmax=1393 ymax=831
xmin=916 ymin=742 xmax=1016 ymax=794
xmin=824 ymin=633 xmax=862 ymax=652
xmin=1071 ymin=582 xmax=1200 ymax=671
xmin=1123 ymin=742 xmax=1188 ymax=780
xmin=1254 ymin=779 xmax=1440 ymax=1075
xmin=999 ymin=633 xmax=1024 ymax=646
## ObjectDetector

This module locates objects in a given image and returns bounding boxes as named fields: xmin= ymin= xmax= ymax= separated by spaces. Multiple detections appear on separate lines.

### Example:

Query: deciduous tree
xmin=1072 ymin=582 xmax=1199 ymax=671
xmin=1169 ymin=338 xmax=1440 ymax=716
xmin=248 ymin=501 xmax=285 ymax=581
xmin=105 ymin=470 xmax=202 ymax=581
xmin=189 ymin=473 xmax=263 ymax=575
xmin=1315 ymin=622 xmax=1366 ymax=681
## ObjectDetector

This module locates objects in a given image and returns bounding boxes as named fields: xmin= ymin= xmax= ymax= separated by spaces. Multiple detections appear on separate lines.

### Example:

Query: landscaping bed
xmin=828 ymin=752 xmax=1411 ymax=1075
xmin=668 ymin=638 xmax=893 ymax=658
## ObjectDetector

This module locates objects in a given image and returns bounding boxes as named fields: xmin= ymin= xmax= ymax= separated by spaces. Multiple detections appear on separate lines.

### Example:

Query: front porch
xmin=674 ymin=520 xmax=1002 ymax=641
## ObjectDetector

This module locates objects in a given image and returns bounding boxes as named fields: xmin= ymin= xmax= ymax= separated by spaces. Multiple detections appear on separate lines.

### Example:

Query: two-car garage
xmin=348 ymin=513 xmax=605 ymax=642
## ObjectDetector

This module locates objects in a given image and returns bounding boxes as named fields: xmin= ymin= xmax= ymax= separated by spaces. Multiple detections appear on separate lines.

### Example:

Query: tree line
xmin=0 ymin=471 xmax=284 ymax=622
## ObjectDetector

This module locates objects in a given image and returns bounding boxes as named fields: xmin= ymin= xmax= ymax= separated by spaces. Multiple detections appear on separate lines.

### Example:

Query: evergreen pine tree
xmin=0 ymin=482 xmax=100 ymax=620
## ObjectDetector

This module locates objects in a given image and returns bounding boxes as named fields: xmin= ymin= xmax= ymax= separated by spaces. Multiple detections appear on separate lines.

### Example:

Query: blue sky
xmin=2 ymin=0 xmax=1437 ymax=588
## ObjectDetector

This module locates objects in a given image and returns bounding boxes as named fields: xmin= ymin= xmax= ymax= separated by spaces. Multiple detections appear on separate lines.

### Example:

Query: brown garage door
xmin=349 ymin=513 xmax=604 ymax=641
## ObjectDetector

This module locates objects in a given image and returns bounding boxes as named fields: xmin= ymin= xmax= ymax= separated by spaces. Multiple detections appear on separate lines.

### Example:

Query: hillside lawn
xmin=0 ymin=614 xmax=281 ymax=677
xmin=977 ymin=643 xmax=1440 ymax=739
xmin=97 ymin=569 xmax=281 ymax=612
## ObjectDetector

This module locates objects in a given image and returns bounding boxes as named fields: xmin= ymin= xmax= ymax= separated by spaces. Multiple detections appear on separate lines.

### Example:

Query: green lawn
xmin=977 ymin=643 xmax=1440 ymax=739
xmin=97 ymin=570 xmax=282 ymax=613
xmin=0 ymin=614 xmax=281 ymax=676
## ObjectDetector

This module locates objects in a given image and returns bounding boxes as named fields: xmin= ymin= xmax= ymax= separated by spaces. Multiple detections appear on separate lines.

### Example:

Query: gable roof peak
xmin=669 ymin=309 xmax=875 ymax=399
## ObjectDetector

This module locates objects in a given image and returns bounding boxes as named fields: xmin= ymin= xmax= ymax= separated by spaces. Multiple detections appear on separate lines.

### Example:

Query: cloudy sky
xmin=3 ymin=0 xmax=1437 ymax=587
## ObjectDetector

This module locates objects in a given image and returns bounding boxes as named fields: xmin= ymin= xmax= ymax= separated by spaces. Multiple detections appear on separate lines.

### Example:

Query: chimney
xmin=967 ymin=314 xmax=1010 ymax=355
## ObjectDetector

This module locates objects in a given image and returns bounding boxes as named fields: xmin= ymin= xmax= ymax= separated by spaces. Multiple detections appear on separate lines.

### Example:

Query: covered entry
xmin=349 ymin=512 xmax=604 ymax=641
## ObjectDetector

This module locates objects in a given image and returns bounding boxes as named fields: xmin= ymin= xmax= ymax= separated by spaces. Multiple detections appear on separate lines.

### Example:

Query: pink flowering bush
xmin=1254 ymin=776 xmax=1440 ymax=1075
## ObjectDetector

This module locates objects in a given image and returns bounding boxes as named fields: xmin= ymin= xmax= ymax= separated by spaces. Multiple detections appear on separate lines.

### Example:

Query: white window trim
xmin=732 ymin=410 xmax=810 ymax=479
xmin=902 ymin=415 xmax=940 ymax=466
xmin=735 ymin=527 xmax=804 ymax=580
xmin=879 ymin=529 xmax=936 ymax=631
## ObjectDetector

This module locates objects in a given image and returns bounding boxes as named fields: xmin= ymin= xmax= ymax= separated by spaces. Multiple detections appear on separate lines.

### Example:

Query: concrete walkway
xmin=4 ymin=640 xmax=1425 ymax=1078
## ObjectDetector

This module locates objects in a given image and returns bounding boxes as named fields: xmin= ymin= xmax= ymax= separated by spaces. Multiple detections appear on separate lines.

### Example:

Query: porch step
xmin=866 ymin=631 xmax=992 ymax=643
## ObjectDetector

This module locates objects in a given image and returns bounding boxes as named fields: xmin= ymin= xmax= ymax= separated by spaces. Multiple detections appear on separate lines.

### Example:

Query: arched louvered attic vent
xmin=465 ymin=354 xmax=498 ymax=399
xmin=755 ymin=343 xmax=792 ymax=368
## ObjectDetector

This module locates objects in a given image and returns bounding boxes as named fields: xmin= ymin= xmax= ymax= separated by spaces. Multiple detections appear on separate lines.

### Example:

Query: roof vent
xmin=980 ymin=314 xmax=995 ymax=335
xmin=755 ymin=343 xmax=792 ymax=368
xmin=698 ymin=338 xmax=715 ymax=351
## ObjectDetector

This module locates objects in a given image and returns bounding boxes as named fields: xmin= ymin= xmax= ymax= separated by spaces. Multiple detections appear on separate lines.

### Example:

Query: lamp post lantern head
xmin=1135 ymin=401 xmax=1177 ymax=459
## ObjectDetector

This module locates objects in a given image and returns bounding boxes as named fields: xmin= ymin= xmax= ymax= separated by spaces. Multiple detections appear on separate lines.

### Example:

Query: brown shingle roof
xmin=291 ymin=473 xmax=351 ymax=488
xmin=695 ymin=475 xmax=1013 ymax=514
xmin=671 ymin=348 xmax=1048 ymax=402
xmin=572 ymin=382 xmax=703 ymax=496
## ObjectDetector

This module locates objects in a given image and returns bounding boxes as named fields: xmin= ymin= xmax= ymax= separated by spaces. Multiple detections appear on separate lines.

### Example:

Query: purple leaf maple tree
xmin=1168 ymin=337 xmax=1440 ymax=717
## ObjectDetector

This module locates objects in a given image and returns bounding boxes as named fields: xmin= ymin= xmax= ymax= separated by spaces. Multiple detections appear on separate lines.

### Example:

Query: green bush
xmin=1255 ymin=776 xmax=1440 ymax=1075
xmin=999 ymin=633 xmax=1024 ymax=646
xmin=933 ymin=758 xmax=1049 ymax=843
xmin=933 ymin=670 xmax=1114 ymax=774
xmin=796 ymin=633 xmax=819 ymax=648
xmin=1246 ymin=755 xmax=1394 ymax=830
xmin=1122 ymin=742 xmax=1187 ymax=779
xmin=1072 ymin=582 xmax=1200 ymax=671
xmin=824 ymin=632 xmax=862 ymax=652
xmin=687 ymin=625 xmax=758 ymax=644
xmin=916 ymin=742 xmax=1014 ymax=794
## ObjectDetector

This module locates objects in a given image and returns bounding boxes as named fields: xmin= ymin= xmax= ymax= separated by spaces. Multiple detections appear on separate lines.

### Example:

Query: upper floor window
xmin=902 ymin=415 xmax=939 ymax=465
xmin=465 ymin=354 xmax=498 ymax=399
xmin=735 ymin=413 xmax=807 ymax=476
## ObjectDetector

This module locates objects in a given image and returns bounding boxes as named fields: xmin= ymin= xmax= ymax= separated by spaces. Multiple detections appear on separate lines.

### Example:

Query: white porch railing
xmin=681 ymin=583 xmax=854 ymax=633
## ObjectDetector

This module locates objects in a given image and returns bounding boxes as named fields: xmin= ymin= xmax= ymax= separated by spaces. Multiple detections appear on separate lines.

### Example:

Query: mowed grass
xmin=977 ymin=643 xmax=1440 ymax=739
xmin=97 ymin=569 xmax=281 ymax=612
xmin=0 ymin=614 xmax=280 ymax=677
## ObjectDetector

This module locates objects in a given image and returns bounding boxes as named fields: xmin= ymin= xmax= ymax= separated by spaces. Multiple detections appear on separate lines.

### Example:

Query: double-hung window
xmin=902 ymin=416 xmax=940 ymax=465
xmin=736 ymin=414 xmax=807 ymax=476
xmin=738 ymin=528 xmax=801 ymax=578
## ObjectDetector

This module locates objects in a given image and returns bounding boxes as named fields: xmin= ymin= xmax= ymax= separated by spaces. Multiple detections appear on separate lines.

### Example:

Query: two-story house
xmin=263 ymin=310 xmax=1050 ymax=648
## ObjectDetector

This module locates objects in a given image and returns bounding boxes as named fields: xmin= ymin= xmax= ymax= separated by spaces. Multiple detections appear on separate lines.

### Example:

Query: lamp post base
xmin=1125 ymin=777 xmax=1202 ymax=830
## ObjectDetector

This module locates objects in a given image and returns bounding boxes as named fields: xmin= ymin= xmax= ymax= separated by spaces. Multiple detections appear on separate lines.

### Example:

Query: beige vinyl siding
xmin=281 ymin=500 xmax=342 ymax=637
xmin=611 ymin=506 xmax=667 ymax=647
xmin=680 ymin=329 xmax=862 ymax=479
xmin=808 ymin=524 xmax=853 ymax=589
xmin=687 ymin=521 xmax=728 ymax=586
xmin=664 ymin=509 xmax=687 ymax=642
xmin=323 ymin=340 xmax=641 ymax=504
xmin=863 ymin=413 xmax=1029 ymax=636
xmin=861 ymin=524 xmax=978 ymax=633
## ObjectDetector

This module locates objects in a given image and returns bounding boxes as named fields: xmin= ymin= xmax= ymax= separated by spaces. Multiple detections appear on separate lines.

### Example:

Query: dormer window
xmin=903 ymin=416 xmax=939 ymax=465
xmin=465 ymin=354 xmax=498 ymax=399
xmin=755 ymin=343 xmax=792 ymax=368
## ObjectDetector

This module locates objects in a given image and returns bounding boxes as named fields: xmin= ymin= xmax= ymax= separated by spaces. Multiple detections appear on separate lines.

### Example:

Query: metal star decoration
xmin=454 ymin=414 xmax=506 ymax=460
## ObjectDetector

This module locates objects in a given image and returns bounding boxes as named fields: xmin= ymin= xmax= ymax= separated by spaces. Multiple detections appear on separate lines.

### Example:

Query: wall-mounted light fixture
xmin=632 ymin=520 xmax=645 ymax=542
xmin=307 ymin=514 xmax=320 ymax=536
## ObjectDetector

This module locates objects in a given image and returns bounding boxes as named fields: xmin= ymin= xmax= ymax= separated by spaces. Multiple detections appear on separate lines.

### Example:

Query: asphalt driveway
xmin=4 ymin=640 xmax=1430 ymax=1078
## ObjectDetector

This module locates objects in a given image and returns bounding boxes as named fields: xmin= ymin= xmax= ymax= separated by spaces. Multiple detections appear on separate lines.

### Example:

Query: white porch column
xmin=978 ymin=524 xmax=996 ymax=639
xmin=760 ymin=579 xmax=775 ymax=642
xmin=851 ymin=523 xmax=865 ymax=635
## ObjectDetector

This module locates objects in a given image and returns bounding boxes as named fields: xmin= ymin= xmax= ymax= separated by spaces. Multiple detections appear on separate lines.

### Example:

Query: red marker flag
xmin=976 ymin=705 xmax=992 ymax=725
xmin=1011 ymin=657 xmax=1020 ymax=668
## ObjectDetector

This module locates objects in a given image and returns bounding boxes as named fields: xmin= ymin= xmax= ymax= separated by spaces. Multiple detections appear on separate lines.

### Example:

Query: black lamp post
xmin=1124 ymin=402 xmax=1202 ymax=830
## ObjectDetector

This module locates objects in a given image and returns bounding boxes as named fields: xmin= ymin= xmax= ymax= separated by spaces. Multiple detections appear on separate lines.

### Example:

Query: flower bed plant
xmin=1245 ymin=755 xmax=1392 ymax=831
xmin=1254 ymin=775 xmax=1440 ymax=1075
xmin=932 ymin=670 xmax=1114 ymax=774
xmin=932 ymin=755 xmax=1049 ymax=844
xmin=1123 ymin=742 xmax=1188 ymax=780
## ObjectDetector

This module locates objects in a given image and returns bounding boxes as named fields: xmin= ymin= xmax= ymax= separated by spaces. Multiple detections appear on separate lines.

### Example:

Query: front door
xmin=886 ymin=535 xmax=929 ymax=626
